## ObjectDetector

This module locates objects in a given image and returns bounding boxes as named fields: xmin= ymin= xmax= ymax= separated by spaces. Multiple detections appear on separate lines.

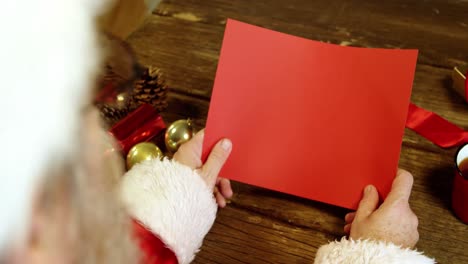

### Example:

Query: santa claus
xmin=0 ymin=0 xmax=435 ymax=263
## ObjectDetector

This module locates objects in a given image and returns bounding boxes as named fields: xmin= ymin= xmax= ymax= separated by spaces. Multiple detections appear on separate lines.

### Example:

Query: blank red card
xmin=202 ymin=19 xmax=418 ymax=209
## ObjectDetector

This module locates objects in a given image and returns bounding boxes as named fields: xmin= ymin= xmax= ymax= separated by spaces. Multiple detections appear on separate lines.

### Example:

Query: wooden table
xmin=126 ymin=1 xmax=468 ymax=263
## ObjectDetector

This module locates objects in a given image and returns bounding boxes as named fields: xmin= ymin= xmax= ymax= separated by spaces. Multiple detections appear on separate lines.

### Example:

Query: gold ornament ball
xmin=126 ymin=142 xmax=163 ymax=169
xmin=165 ymin=119 xmax=193 ymax=153
xmin=115 ymin=92 xmax=129 ymax=109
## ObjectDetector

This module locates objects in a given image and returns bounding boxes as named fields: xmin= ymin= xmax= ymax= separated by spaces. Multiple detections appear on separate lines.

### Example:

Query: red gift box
xmin=109 ymin=104 xmax=166 ymax=154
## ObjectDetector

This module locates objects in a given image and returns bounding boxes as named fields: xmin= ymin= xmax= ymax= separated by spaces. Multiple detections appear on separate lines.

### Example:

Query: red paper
xmin=203 ymin=19 xmax=418 ymax=209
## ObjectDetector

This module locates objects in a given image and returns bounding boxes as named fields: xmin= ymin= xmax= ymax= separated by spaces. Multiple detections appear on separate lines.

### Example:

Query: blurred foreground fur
xmin=33 ymin=110 xmax=139 ymax=263
xmin=0 ymin=0 xmax=162 ymax=262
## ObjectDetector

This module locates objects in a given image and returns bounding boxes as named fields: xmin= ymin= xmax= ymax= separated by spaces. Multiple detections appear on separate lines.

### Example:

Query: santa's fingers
xmin=214 ymin=187 xmax=227 ymax=208
xmin=344 ymin=224 xmax=352 ymax=234
xmin=345 ymin=212 xmax=356 ymax=224
xmin=218 ymin=178 xmax=233 ymax=199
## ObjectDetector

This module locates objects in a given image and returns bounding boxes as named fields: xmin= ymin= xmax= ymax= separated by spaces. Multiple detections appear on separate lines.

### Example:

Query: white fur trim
xmin=314 ymin=237 xmax=435 ymax=264
xmin=120 ymin=159 xmax=217 ymax=264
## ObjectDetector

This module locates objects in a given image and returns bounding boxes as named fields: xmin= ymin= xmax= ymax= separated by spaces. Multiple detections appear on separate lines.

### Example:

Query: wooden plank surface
xmin=126 ymin=0 xmax=468 ymax=263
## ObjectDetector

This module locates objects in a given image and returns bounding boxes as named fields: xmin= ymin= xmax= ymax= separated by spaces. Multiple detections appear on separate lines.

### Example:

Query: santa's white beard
xmin=0 ymin=0 xmax=109 ymax=251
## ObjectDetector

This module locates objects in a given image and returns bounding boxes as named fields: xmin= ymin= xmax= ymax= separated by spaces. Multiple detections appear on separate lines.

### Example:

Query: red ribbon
xmin=405 ymin=70 xmax=467 ymax=148
xmin=406 ymin=103 xmax=468 ymax=148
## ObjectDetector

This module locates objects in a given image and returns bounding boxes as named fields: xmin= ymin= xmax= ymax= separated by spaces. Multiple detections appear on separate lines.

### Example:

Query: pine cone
xmin=93 ymin=34 xmax=170 ymax=126
xmin=96 ymin=66 xmax=169 ymax=127
xmin=130 ymin=66 xmax=168 ymax=113
xmin=96 ymin=103 xmax=130 ymax=127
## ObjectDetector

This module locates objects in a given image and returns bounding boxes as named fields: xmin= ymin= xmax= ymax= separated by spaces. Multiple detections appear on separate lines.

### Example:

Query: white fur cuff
xmin=120 ymin=159 xmax=217 ymax=264
xmin=314 ymin=238 xmax=435 ymax=264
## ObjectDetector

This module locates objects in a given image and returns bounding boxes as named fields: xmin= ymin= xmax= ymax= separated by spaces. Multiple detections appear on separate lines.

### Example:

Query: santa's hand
xmin=344 ymin=169 xmax=419 ymax=248
xmin=173 ymin=130 xmax=233 ymax=207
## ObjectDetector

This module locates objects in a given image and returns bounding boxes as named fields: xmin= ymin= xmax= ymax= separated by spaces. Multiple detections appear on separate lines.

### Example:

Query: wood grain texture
xmin=126 ymin=0 xmax=468 ymax=263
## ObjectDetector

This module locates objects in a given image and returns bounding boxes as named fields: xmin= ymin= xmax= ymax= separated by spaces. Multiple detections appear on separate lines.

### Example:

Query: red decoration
xmin=404 ymin=68 xmax=468 ymax=148
xmin=95 ymin=83 xmax=119 ymax=104
xmin=405 ymin=103 xmax=468 ymax=148
xmin=109 ymin=104 xmax=166 ymax=154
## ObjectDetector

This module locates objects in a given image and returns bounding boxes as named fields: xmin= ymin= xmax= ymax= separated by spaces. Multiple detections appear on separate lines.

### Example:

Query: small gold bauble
xmin=165 ymin=119 xmax=193 ymax=153
xmin=115 ymin=92 xmax=129 ymax=108
xmin=126 ymin=142 xmax=163 ymax=169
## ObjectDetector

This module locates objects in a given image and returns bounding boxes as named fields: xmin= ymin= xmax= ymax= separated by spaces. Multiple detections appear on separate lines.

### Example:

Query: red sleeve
xmin=133 ymin=221 xmax=178 ymax=264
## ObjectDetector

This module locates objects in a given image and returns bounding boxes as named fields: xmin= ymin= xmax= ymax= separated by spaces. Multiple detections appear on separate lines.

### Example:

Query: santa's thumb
xmin=199 ymin=139 xmax=232 ymax=189
xmin=355 ymin=185 xmax=379 ymax=222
